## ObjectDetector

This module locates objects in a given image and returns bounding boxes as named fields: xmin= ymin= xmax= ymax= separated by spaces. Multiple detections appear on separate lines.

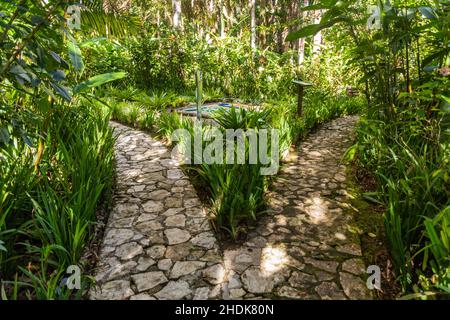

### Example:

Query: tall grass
xmin=0 ymin=104 xmax=115 ymax=299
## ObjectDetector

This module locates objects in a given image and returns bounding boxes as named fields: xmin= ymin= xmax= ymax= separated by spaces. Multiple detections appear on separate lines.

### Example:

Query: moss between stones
xmin=345 ymin=162 xmax=401 ymax=299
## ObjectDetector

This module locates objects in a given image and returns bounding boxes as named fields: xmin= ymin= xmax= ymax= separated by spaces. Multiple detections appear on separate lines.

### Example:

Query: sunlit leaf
xmin=286 ymin=24 xmax=321 ymax=41
xmin=73 ymin=72 xmax=127 ymax=93
xmin=68 ymin=40 xmax=84 ymax=73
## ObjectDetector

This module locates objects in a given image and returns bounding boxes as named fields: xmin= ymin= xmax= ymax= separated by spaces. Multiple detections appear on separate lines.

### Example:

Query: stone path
xmin=90 ymin=122 xmax=224 ymax=300
xmin=220 ymin=116 xmax=371 ymax=299
xmin=90 ymin=116 xmax=372 ymax=300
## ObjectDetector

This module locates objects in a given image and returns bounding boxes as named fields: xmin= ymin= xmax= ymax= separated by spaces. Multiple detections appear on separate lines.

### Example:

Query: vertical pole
xmin=195 ymin=70 xmax=203 ymax=121
xmin=249 ymin=0 xmax=256 ymax=50
xmin=297 ymin=85 xmax=304 ymax=117
xmin=219 ymin=0 xmax=225 ymax=38
xmin=173 ymin=0 xmax=182 ymax=30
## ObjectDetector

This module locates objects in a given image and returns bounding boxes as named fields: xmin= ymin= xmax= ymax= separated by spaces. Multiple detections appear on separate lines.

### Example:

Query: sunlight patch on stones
xmin=304 ymin=196 xmax=330 ymax=224
xmin=261 ymin=244 xmax=289 ymax=276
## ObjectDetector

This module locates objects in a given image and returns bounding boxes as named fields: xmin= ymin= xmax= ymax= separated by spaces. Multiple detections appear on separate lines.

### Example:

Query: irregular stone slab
xmin=148 ymin=189 xmax=171 ymax=200
xmin=191 ymin=232 xmax=216 ymax=249
xmin=158 ymin=259 xmax=173 ymax=271
xmin=277 ymin=286 xmax=309 ymax=299
xmin=170 ymin=261 xmax=206 ymax=279
xmin=165 ymin=197 xmax=183 ymax=207
xmin=167 ymin=169 xmax=184 ymax=180
xmin=227 ymin=272 xmax=242 ymax=289
xmin=115 ymin=242 xmax=143 ymax=260
xmin=241 ymin=267 xmax=276 ymax=294
xmin=336 ymin=243 xmax=362 ymax=256
xmin=342 ymin=258 xmax=366 ymax=275
xmin=202 ymin=264 xmax=226 ymax=285
xmin=164 ymin=214 xmax=186 ymax=227
xmin=339 ymin=272 xmax=371 ymax=300
xmin=288 ymin=271 xmax=317 ymax=288
xmin=154 ymin=280 xmax=191 ymax=300
xmin=135 ymin=220 xmax=164 ymax=232
xmin=136 ymin=256 xmax=156 ymax=272
xmin=131 ymin=271 xmax=168 ymax=292
xmin=185 ymin=207 xmax=205 ymax=217
xmin=165 ymin=243 xmax=191 ymax=260
xmin=136 ymin=213 xmax=158 ymax=223
xmin=164 ymin=228 xmax=191 ymax=245
xmin=201 ymin=249 xmax=222 ymax=262
xmin=91 ymin=280 xmax=134 ymax=300
xmin=224 ymin=248 xmax=261 ymax=273
xmin=162 ymin=208 xmax=184 ymax=217
xmin=229 ymin=288 xmax=246 ymax=299
xmin=147 ymin=245 xmax=166 ymax=259
xmin=130 ymin=293 xmax=156 ymax=300
xmin=103 ymin=229 xmax=135 ymax=246
xmin=113 ymin=204 xmax=139 ymax=218
xmin=193 ymin=287 xmax=210 ymax=300
xmin=142 ymin=200 xmax=164 ymax=213
xmin=110 ymin=217 xmax=134 ymax=228
xmin=315 ymin=282 xmax=347 ymax=300
xmin=304 ymin=257 xmax=339 ymax=273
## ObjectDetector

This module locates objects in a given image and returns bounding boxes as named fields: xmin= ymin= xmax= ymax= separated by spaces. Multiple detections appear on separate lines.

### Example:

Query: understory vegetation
xmin=291 ymin=0 xmax=449 ymax=298
xmin=1 ymin=0 xmax=448 ymax=300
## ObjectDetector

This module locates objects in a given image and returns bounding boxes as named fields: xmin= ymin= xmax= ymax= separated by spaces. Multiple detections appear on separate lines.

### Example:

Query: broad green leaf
xmin=50 ymin=70 xmax=66 ymax=81
xmin=74 ymin=72 xmax=127 ymax=93
xmin=286 ymin=24 xmax=321 ymax=41
xmin=49 ymin=51 xmax=61 ymax=63
xmin=0 ymin=127 xmax=10 ymax=144
xmin=9 ymin=65 xmax=27 ymax=75
xmin=440 ymin=95 xmax=450 ymax=104
xmin=68 ymin=40 xmax=84 ymax=73
xmin=286 ymin=16 xmax=349 ymax=41
xmin=419 ymin=7 xmax=437 ymax=20
xmin=50 ymin=82 xmax=72 ymax=102
xmin=20 ymin=130 xmax=33 ymax=147
xmin=0 ymin=240 xmax=6 ymax=252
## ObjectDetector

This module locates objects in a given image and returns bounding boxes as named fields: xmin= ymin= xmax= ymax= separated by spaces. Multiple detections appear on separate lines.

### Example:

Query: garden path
xmin=90 ymin=116 xmax=372 ymax=300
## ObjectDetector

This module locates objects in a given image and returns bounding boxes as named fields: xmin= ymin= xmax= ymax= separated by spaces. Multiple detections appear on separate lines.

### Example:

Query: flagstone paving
xmin=90 ymin=116 xmax=372 ymax=300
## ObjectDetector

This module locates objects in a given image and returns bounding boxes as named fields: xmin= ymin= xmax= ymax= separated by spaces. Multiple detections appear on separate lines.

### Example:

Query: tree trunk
xmin=298 ymin=39 xmax=305 ymax=64
xmin=297 ymin=0 xmax=309 ymax=64
xmin=312 ymin=9 xmax=322 ymax=55
xmin=172 ymin=0 xmax=182 ymax=30
xmin=249 ymin=0 xmax=256 ymax=50
xmin=219 ymin=0 xmax=225 ymax=38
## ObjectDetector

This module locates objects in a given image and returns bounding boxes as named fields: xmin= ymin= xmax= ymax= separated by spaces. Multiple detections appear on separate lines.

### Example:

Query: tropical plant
xmin=286 ymin=0 xmax=449 ymax=295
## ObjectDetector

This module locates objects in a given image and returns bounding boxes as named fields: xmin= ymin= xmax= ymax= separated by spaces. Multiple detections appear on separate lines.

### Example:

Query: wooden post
xmin=297 ymin=85 xmax=304 ymax=116
xmin=292 ymin=80 xmax=312 ymax=117
xmin=195 ymin=70 xmax=203 ymax=121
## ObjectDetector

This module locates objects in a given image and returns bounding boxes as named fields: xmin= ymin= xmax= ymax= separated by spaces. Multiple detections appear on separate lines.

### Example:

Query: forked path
xmin=91 ymin=117 xmax=372 ymax=300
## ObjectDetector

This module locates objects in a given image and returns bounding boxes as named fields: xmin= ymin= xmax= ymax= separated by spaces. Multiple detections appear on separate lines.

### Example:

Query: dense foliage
xmin=0 ymin=0 xmax=123 ymax=299
xmin=1 ymin=0 xmax=448 ymax=300
xmin=287 ymin=0 xmax=449 ymax=297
